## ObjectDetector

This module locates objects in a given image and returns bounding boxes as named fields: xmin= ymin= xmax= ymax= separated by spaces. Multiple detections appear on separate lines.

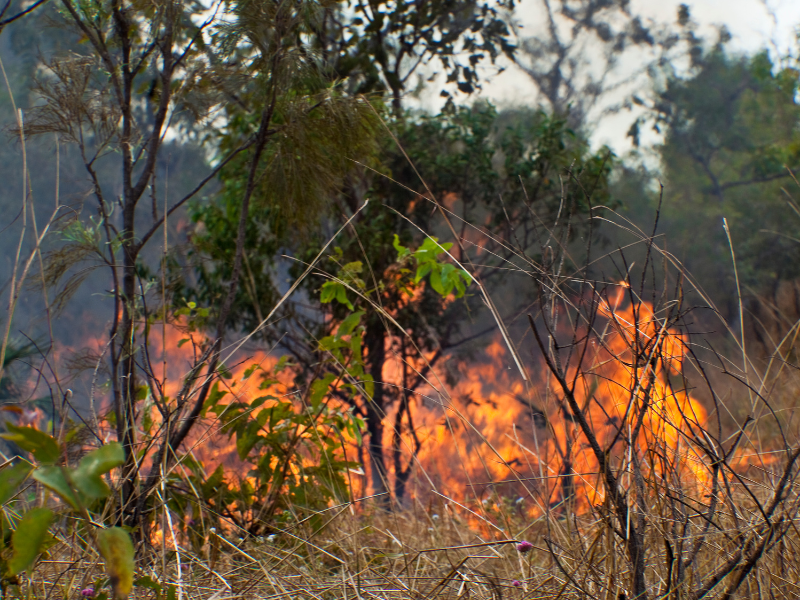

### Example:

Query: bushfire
xmin=49 ymin=283 xmax=712 ymax=527
xmin=126 ymin=283 xmax=708 ymax=518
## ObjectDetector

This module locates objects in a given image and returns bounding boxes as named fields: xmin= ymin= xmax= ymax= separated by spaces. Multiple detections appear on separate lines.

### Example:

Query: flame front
xmin=104 ymin=286 xmax=711 ymax=520
xmin=392 ymin=285 xmax=709 ymax=512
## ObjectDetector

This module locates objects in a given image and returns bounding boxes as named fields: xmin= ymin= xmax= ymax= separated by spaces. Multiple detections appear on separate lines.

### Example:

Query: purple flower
xmin=188 ymin=519 xmax=197 ymax=527
xmin=512 ymin=580 xmax=521 ymax=588
xmin=516 ymin=540 xmax=533 ymax=554
xmin=81 ymin=588 xmax=95 ymax=598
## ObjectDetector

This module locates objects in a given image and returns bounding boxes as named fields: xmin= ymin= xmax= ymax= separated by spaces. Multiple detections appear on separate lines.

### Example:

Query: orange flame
xmin=383 ymin=285 xmax=709 ymax=513
xmin=78 ymin=287 xmax=712 ymax=519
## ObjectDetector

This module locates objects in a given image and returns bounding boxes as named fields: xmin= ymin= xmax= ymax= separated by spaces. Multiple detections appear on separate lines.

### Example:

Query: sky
xmin=462 ymin=0 xmax=800 ymax=154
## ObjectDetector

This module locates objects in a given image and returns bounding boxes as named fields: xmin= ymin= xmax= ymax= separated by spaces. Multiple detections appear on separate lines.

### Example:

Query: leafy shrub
xmin=0 ymin=427 xmax=132 ymax=599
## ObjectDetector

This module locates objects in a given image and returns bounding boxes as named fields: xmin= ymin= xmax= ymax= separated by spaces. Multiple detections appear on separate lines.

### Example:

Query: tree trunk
xmin=365 ymin=319 xmax=389 ymax=504
xmin=119 ymin=209 xmax=139 ymax=522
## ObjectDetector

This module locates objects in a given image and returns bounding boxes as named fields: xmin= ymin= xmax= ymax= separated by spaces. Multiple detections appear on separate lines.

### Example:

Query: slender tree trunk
xmin=365 ymin=320 xmax=389 ymax=503
xmin=119 ymin=206 xmax=139 ymax=520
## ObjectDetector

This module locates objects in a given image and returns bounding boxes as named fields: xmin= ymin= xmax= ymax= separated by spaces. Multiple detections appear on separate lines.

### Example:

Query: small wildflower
xmin=188 ymin=519 xmax=197 ymax=527
xmin=81 ymin=588 xmax=95 ymax=598
xmin=512 ymin=580 xmax=521 ymax=588
xmin=267 ymin=534 xmax=277 ymax=543
xmin=431 ymin=514 xmax=439 ymax=520
xmin=516 ymin=540 xmax=533 ymax=554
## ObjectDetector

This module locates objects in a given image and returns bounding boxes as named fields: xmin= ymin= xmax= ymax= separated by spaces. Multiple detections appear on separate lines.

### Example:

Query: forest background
xmin=2 ymin=0 xmax=800 ymax=598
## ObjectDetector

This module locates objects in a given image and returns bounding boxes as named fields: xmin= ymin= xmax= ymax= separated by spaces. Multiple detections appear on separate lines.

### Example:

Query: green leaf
xmin=334 ymin=284 xmax=353 ymax=310
xmin=414 ymin=262 xmax=432 ymax=284
xmin=134 ymin=576 xmax=162 ymax=592
xmin=318 ymin=335 xmax=337 ymax=353
xmin=32 ymin=466 xmax=81 ymax=511
xmin=9 ymin=507 xmax=53 ymax=575
xmin=236 ymin=428 xmax=261 ymax=460
xmin=393 ymin=234 xmax=410 ymax=259
xmin=414 ymin=236 xmax=451 ymax=262
xmin=320 ymin=281 xmax=338 ymax=303
xmin=0 ymin=461 xmax=32 ymax=506
xmin=309 ymin=373 xmax=336 ymax=409
xmin=1 ymin=425 xmax=60 ymax=464
xmin=201 ymin=465 xmax=226 ymax=498
xmin=177 ymin=338 xmax=190 ymax=348
xmin=72 ymin=443 xmax=125 ymax=500
xmin=361 ymin=373 xmax=374 ymax=401
xmin=429 ymin=266 xmax=445 ymax=295
xmin=342 ymin=261 xmax=363 ymax=275
xmin=337 ymin=311 xmax=364 ymax=337
xmin=133 ymin=575 xmax=164 ymax=592
xmin=97 ymin=527 xmax=135 ymax=600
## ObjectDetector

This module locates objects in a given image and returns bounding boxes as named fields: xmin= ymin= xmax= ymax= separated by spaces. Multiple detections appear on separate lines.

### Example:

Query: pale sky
xmin=419 ymin=0 xmax=800 ymax=154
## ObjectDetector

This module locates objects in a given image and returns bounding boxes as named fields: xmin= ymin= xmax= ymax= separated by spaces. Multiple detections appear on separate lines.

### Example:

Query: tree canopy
xmin=621 ymin=44 xmax=800 ymax=326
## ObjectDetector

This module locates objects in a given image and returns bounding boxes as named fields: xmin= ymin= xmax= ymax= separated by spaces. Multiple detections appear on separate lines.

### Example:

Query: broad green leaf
xmin=429 ymin=266 xmax=445 ymax=295
xmin=342 ymin=261 xmax=363 ymax=275
xmin=337 ymin=311 xmax=364 ymax=337
xmin=417 ymin=236 xmax=439 ymax=253
xmin=320 ymin=281 xmax=338 ymax=303
xmin=134 ymin=576 xmax=162 ymax=592
xmin=97 ymin=527 xmax=135 ymax=600
xmin=9 ymin=507 xmax=53 ymax=575
xmin=32 ymin=466 xmax=81 ymax=511
xmin=414 ymin=262 xmax=432 ymax=284
xmin=1 ymin=425 xmax=60 ymax=464
xmin=334 ymin=284 xmax=353 ymax=310
xmin=439 ymin=262 xmax=456 ymax=280
xmin=236 ymin=428 xmax=260 ymax=460
xmin=318 ymin=335 xmax=337 ymax=352
xmin=0 ymin=461 xmax=32 ymax=506
xmin=309 ymin=373 xmax=336 ymax=409
xmin=72 ymin=443 xmax=125 ymax=500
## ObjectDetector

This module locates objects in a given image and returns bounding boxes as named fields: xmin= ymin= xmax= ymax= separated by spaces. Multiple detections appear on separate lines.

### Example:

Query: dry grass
xmin=16 ymin=466 xmax=800 ymax=600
